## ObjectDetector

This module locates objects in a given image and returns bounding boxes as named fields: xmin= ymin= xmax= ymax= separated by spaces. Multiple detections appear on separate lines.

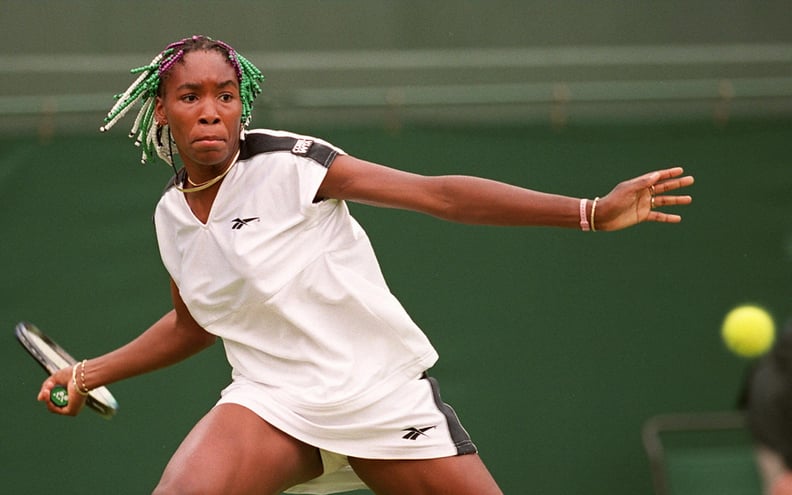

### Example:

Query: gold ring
xmin=650 ymin=196 xmax=656 ymax=209
xmin=649 ymin=185 xmax=656 ymax=196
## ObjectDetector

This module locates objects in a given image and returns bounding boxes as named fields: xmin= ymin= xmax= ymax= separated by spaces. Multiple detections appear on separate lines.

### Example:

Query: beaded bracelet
xmin=72 ymin=359 xmax=91 ymax=396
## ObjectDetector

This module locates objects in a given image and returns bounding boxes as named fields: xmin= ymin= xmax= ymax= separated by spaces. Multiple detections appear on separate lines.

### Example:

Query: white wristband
xmin=579 ymin=198 xmax=590 ymax=231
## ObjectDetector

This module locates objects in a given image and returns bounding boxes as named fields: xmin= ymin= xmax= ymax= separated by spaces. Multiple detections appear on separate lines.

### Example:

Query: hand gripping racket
xmin=15 ymin=321 xmax=119 ymax=419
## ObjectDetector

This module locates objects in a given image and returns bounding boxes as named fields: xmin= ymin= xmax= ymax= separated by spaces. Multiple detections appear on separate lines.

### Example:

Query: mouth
xmin=193 ymin=135 xmax=226 ymax=145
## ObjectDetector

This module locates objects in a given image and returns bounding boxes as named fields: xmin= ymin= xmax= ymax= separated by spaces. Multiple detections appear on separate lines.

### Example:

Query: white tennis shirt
xmin=154 ymin=129 xmax=439 ymax=412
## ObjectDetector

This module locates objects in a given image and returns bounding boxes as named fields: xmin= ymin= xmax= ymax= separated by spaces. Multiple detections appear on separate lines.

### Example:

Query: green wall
xmin=4 ymin=0 xmax=791 ymax=55
xmin=2 ymin=118 xmax=790 ymax=494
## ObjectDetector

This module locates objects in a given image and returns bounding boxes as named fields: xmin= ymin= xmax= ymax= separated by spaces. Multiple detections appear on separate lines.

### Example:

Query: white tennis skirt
xmin=216 ymin=372 xmax=477 ymax=494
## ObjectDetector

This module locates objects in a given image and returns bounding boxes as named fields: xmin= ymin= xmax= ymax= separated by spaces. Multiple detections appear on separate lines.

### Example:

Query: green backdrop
xmin=2 ymin=118 xmax=790 ymax=494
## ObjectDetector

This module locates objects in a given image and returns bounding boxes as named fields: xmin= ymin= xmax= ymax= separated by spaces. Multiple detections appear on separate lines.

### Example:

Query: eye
xmin=219 ymin=93 xmax=235 ymax=103
xmin=181 ymin=94 xmax=198 ymax=103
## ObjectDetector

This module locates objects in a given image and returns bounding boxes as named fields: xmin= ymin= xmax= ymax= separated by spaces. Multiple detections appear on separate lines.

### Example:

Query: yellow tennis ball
xmin=721 ymin=305 xmax=776 ymax=357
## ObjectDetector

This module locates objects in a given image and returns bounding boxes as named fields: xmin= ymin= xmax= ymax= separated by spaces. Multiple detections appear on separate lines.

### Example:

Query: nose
xmin=198 ymin=100 xmax=221 ymax=125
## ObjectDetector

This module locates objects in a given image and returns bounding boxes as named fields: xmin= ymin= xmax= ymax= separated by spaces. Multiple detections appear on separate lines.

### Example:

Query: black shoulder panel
xmin=240 ymin=132 xmax=338 ymax=168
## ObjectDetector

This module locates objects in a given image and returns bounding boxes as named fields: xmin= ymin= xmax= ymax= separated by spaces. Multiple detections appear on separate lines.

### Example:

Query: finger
xmin=652 ymin=194 xmax=693 ymax=208
xmin=38 ymin=377 xmax=56 ymax=402
xmin=655 ymin=166 xmax=686 ymax=179
xmin=654 ymin=175 xmax=695 ymax=194
xmin=648 ymin=211 xmax=683 ymax=223
xmin=45 ymin=398 xmax=63 ymax=414
xmin=633 ymin=167 xmax=685 ymax=192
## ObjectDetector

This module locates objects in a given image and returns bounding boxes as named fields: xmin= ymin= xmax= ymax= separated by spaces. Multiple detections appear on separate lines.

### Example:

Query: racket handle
xmin=50 ymin=385 xmax=69 ymax=407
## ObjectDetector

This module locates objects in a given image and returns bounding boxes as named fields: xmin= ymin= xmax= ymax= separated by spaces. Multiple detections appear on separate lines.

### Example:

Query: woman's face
xmin=155 ymin=50 xmax=243 ymax=170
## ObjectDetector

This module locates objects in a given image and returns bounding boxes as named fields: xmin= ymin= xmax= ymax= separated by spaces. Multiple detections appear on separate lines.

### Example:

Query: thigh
xmin=349 ymin=453 xmax=503 ymax=495
xmin=153 ymin=403 xmax=323 ymax=495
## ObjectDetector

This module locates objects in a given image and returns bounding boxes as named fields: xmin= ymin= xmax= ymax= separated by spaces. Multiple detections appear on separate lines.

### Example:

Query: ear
xmin=154 ymin=96 xmax=166 ymax=126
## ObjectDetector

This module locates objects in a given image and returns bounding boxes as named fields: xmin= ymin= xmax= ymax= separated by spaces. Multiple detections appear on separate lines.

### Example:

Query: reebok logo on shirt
xmin=231 ymin=217 xmax=260 ymax=230
xmin=401 ymin=425 xmax=437 ymax=440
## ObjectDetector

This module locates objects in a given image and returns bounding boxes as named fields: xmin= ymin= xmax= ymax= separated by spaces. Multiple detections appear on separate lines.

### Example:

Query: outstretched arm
xmin=38 ymin=279 xmax=216 ymax=416
xmin=318 ymin=155 xmax=693 ymax=231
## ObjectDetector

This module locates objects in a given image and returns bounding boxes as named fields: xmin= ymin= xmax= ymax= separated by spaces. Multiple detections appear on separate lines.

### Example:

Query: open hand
xmin=594 ymin=167 xmax=694 ymax=231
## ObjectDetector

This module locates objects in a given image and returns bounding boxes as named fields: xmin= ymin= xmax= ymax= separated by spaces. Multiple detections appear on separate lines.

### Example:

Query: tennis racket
xmin=15 ymin=321 xmax=119 ymax=419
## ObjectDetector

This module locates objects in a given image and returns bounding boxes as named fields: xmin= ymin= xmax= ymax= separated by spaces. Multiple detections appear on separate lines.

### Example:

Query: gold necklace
xmin=177 ymin=150 xmax=241 ymax=193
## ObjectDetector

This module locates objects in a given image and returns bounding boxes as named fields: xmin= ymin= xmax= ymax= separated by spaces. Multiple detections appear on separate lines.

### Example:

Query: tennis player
xmin=37 ymin=35 xmax=694 ymax=495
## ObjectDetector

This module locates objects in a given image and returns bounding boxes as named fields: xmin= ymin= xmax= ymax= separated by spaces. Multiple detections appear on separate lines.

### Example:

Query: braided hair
xmin=99 ymin=35 xmax=265 ymax=166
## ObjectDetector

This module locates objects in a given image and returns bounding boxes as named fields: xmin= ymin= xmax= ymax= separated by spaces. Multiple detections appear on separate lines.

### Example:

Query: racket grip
xmin=50 ymin=385 xmax=69 ymax=408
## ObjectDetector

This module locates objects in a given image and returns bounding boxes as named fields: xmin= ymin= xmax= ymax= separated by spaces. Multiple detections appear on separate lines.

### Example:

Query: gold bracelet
xmin=72 ymin=359 xmax=90 ymax=396
xmin=591 ymin=197 xmax=600 ymax=232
